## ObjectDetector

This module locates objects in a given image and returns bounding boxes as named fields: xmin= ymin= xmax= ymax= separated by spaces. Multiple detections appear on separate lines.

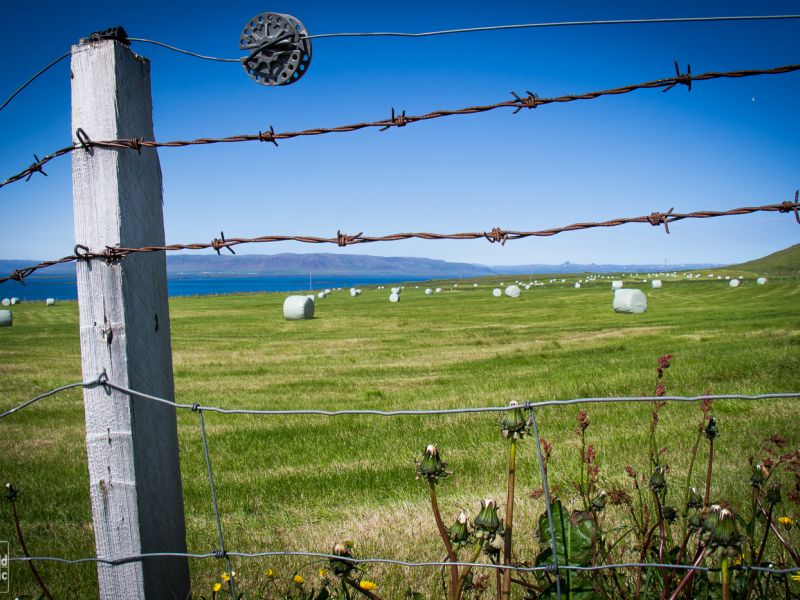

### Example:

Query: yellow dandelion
xmin=221 ymin=572 xmax=230 ymax=582
xmin=265 ymin=567 xmax=276 ymax=578
xmin=318 ymin=567 xmax=327 ymax=578
xmin=293 ymin=574 xmax=305 ymax=585
xmin=213 ymin=582 xmax=222 ymax=593
xmin=778 ymin=516 xmax=793 ymax=529
xmin=792 ymin=572 xmax=800 ymax=582
xmin=359 ymin=580 xmax=378 ymax=591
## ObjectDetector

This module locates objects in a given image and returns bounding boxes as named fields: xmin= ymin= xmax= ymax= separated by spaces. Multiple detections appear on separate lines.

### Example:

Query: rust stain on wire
xmin=2 ymin=200 xmax=798 ymax=285
xmin=1 ymin=62 xmax=798 ymax=191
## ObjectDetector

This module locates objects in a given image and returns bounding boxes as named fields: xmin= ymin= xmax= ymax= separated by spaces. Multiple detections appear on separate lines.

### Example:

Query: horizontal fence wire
xmin=2 ymin=62 xmax=798 ymax=191
xmin=2 ymin=374 xmax=800 ymax=419
xmin=8 ymin=551 xmax=800 ymax=575
xmin=4 ymin=374 xmax=800 ymax=592
xmin=2 ymin=198 xmax=798 ymax=285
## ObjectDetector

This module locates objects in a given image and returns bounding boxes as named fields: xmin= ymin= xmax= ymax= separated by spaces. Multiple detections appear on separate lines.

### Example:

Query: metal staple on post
xmin=197 ymin=409 xmax=238 ymax=598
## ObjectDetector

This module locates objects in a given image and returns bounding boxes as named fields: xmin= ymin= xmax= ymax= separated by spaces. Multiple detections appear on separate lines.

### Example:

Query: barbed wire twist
xmin=3 ymin=199 xmax=797 ymax=285
xmin=2 ymin=62 xmax=798 ymax=191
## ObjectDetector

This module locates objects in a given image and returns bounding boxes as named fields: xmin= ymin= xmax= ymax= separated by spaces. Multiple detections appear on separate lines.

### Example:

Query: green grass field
xmin=2 ymin=272 xmax=799 ymax=598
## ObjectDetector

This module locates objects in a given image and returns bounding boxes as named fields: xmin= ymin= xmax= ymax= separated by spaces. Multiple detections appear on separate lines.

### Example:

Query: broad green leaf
xmin=535 ymin=500 xmax=597 ymax=567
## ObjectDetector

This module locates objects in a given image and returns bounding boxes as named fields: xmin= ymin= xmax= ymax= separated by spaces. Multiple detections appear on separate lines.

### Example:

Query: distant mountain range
xmin=0 ymin=252 xmax=722 ymax=280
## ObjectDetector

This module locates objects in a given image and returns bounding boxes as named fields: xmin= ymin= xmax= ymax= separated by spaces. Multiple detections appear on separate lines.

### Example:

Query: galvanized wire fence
xmin=3 ymin=374 xmax=800 ymax=598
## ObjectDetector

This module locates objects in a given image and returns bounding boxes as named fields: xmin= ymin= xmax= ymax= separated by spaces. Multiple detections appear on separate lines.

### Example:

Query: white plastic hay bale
xmin=324 ymin=288 xmax=331 ymax=294
xmin=415 ymin=285 xmax=419 ymax=289
xmin=350 ymin=288 xmax=361 ymax=297
xmin=425 ymin=288 xmax=433 ymax=295
xmin=283 ymin=295 xmax=315 ymax=320
xmin=1 ymin=298 xmax=9 ymax=306
xmin=435 ymin=288 xmax=442 ymax=293
xmin=492 ymin=288 xmax=502 ymax=297
xmin=561 ymin=279 xmax=566 ymax=283
xmin=524 ymin=284 xmax=531 ymax=290
xmin=317 ymin=292 xmax=327 ymax=299
xmin=504 ymin=284 xmax=521 ymax=298
xmin=651 ymin=280 xmax=662 ymax=289
xmin=45 ymin=298 xmax=56 ymax=306
xmin=389 ymin=292 xmax=400 ymax=303
xmin=757 ymin=277 xmax=767 ymax=285
xmin=574 ymin=282 xmax=581 ymax=289
xmin=613 ymin=289 xmax=647 ymax=314
xmin=473 ymin=283 xmax=478 ymax=287
xmin=724 ymin=276 xmax=730 ymax=280
xmin=11 ymin=298 xmax=19 ymax=305
xmin=391 ymin=287 xmax=401 ymax=294
xmin=0 ymin=310 xmax=11 ymax=326
xmin=729 ymin=279 xmax=740 ymax=288
xmin=611 ymin=280 xmax=624 ymax=290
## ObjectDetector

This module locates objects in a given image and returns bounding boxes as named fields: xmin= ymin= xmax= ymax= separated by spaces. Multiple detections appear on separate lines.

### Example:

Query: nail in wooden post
xmin=71 ymin=39 xmax=190 ymax=599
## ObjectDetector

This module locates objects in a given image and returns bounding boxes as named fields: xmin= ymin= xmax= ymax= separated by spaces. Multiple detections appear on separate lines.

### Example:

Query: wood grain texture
xmin=71 ymin=39 xmax=189 ymax=600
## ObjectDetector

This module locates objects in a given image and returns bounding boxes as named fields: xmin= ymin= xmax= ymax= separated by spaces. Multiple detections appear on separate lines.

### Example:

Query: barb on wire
xmin=2 ymin=200 xmax=797 ymax=285
xmin=2 ymin=62 xmax=798 ymax=192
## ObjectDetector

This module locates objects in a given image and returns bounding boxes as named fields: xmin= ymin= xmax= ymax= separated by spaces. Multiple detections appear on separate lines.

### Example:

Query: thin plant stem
xmin=635 ymin=521 xmax=660 ymax=597
xmin=682 ymin=417 xmax=705 ymax=517
xmin=453 ymin=540 xmax=485 ymax=600
xmin=721 ymin=555 xmax=730 ymax=600
xmin=704 ymin=437 xmax=714 ymax=506
xmin=502 ymin=438 xmax=517 ymax=599
xmin=746 ymin=503 xmax=773 ymax=598
xmin=757 ymin=499 xmax=800 ymax=566
xmin=10 ymin=500 xmax=54 ymax=600
xmin=428 ymin=481 xmax=459 ymax=599
xmin=668 ymin=545 xmax=708 ymax=600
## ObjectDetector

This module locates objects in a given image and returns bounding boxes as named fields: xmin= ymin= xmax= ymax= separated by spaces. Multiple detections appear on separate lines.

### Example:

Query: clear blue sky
xmin=1 ymin=1 xmax=798 ymax=266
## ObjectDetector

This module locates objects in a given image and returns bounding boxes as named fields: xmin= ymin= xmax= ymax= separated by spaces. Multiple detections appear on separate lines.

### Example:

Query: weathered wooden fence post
xmin=71 ymin=37 xmax=190 ymax=599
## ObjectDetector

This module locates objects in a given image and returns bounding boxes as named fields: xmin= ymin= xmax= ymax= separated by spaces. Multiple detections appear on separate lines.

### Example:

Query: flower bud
xmin=767 ymin=483 xmax=782 ymax=506
xmin=688 ymin=511 xmax=704 ymax=531
xmin=703 ymin=504 xmax=722 ymax=534
xmin=661 ymin=505 xmax=677 ymax=524
xmin=449 ymin=510 xmax=471 ymax=545
xmin=329 ymin=541 xmax=356 ymax=577
xmin=501 ymin=401 xmax=529 ymax=439
xmin=710 ymin=508 xmax=741 ymax=551
xmin=416 ymin=444 xmax=450 ymax=483
xmin=705 ymin=417 xmax=719 ymax=441
xmin=649 ymin=466 xmax=666 ymax=494
xmin=5 ymin=483 xmax=17 ymax=503
xmin=750 ymin=463 xmax=768 ymax=488
xmin=591 ymin=491 xmax=607 ymax=512
xmin=474 ymin=498 xmax=501 ymax=537
xmin=687 ymin=487 xmax=703 ymax=511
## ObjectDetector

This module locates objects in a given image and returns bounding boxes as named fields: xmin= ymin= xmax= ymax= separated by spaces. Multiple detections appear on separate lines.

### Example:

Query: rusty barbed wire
xmin=1 ymin=62 xmax=798 ymax=191
xmin=2 ymin=199 xmax=798 ymax=285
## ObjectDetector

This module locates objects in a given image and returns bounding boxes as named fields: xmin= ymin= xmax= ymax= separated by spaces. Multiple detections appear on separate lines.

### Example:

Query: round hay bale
xmin=492 ymin=288 xmax=502 ymax=297
xmin=0 ymin=310 xmax=11 ymax=327
xmin=306 ymin=295 xmax=315 ymax=302
xmin=1 ymin=298 xmax=9 ymax=306
xmin=651 ymin=280 xmax=662 ymax=289
xmin=574 ymin=282 xmax=581 ymax=289
xmin=391 ymin=287 xmax=401 ymax=294
xmin=524 ymin=284 xmax=531 ymax=290
xmin=473 ymin=283 xmax=478 ymax=287
xmin=10 ymin=298 xmax=19 ymax=305
xmin=283 ymin=295 xmax=315 ymax=320
xmin=350 ymin=288 xmax=361 ymax=297
xmin=317 ymin=292 xmax=327 ymax=299
xmin=504 ymin=285 xmax=521 ymax=298
xmin=45 ymin=298 xmax=56 ymax=306
xmin=729 ymin=279 xmax=740 ymax=288
xmin=435 ymin=288 xmax=442 ymax=293
xmin=613 ymin=289 xmax=647 ymax=314
xmin=389 ymin=292 xmax=400 ymax=303
xmin=424 ymin=288 xmax=433 ymax=295
xmin=757 ymin=277 xmax=767 ymax=285
xmin=611 ymin=280 xmax=623 ymax=290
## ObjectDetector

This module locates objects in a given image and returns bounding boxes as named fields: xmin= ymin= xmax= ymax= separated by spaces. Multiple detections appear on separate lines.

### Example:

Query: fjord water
xmin=1 ymin=275 xmax=430 ymax=301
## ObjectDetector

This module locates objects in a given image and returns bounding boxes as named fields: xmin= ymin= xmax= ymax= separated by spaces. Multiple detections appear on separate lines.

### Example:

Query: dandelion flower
xmin=318 ymin=567 xmax=327 ymax=578
xmin=359 ymin=580 xmax=378 ymax=591
xmin=792 ymin=572 xmax=800 ymax=582
xmin=221 ymin=572 xmax=230 ymax=582
xmin=778 ymin=517 xmax=793 ymax=530
xmin=293 ymin=574 xmax=305 ymax=585
xmin=213 ymin=582 xmax=222 ymax=593
xmin=265 ymin=568 xmax=276 ymax=578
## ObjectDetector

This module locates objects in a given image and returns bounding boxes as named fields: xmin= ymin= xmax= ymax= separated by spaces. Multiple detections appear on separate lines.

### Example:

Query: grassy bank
xmin=1 ymin=273 xmax=799 ymax=597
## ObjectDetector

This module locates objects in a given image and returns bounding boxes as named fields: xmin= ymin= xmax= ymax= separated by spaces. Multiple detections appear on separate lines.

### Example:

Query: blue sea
xmin=0 ymin=275 xmax=432 ymax=302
